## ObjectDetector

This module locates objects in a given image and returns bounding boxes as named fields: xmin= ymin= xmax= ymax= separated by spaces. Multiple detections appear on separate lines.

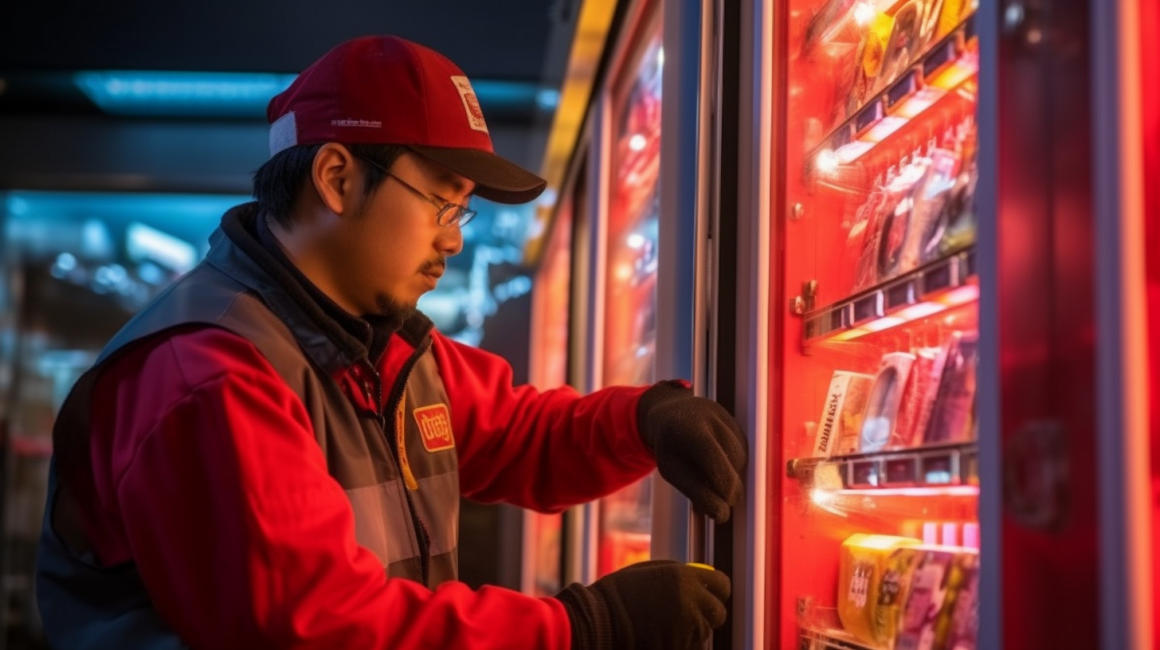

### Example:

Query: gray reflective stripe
xmin=426 ymin=552 xmax=458 ymax=587
xmin=385 ymin=551 xmax=457 ymax=586
xmin=385 ymin=557 xmax=423 ymax=582
xmin=344 ymin=480 xmax=418 ymax=567
xmin=386 ymin=552 xmax=457 ymax=587
xmin=411 ymin=471 xmax=460 ymax=557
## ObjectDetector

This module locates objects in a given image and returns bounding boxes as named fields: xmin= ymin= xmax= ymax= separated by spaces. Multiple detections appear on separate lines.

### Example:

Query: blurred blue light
xmin=535 ymin=88 xmax=560 ymax=110
xmin=6 ymin=196 xmax=29 ymax=216
xmin=469 ymin=79 xmax=537 ymax=106
xmin=74 ymin=71 xmax=297 ymax=117
xmin=74 ymin=71 xmax=544 ymax=118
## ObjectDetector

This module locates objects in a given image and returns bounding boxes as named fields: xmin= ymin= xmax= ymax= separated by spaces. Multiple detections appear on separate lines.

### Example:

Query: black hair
xmin=252 ymin=143 xmax=407 ymax=228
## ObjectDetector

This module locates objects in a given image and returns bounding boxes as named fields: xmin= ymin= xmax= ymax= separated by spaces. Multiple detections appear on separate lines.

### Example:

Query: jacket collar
xmin=205 ymin=202 xmax=433 ymax=372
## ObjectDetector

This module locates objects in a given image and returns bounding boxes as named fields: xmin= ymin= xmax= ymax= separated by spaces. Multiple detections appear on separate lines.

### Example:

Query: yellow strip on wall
xmin=523 ymin=0 xmax=618 ymax=267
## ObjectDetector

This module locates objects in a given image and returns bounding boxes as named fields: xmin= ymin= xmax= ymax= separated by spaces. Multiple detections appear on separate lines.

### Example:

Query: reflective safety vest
xmin=36 ymin=205 xmax=460 ymax=649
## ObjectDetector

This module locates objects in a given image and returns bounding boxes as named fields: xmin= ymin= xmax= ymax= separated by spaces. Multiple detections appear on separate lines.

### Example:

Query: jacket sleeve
xmin=430 ymin=331 xmax=656 ymax=512
xmin=90 ymin=328 xmax=571 ymax=650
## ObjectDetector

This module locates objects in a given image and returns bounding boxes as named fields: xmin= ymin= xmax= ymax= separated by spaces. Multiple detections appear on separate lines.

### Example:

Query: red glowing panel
xmin=814 ymin=486 xmax=981 ymax=499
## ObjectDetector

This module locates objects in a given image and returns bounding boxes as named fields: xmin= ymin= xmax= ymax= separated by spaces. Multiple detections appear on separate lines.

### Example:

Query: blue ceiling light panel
xmin=73 ymin=71 xmax=298 ymax=118
xmin=73 ymin=71 xmax=547 ymax=119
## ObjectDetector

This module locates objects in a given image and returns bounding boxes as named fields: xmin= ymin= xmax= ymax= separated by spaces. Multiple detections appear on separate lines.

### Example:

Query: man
xmin=35 ymin=35 xmax=747 ymax=650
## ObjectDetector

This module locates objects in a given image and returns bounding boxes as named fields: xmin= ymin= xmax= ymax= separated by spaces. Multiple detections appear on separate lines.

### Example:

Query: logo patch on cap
xmin=451 ymin=76 xmax=489 ymax=134
xmin=414 ymin=404 xmax=455 ymax=452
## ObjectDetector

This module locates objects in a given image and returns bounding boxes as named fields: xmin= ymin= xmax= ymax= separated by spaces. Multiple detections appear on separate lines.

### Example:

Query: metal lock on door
xmin=1002 ymin=419 xmax=1070 ymax=531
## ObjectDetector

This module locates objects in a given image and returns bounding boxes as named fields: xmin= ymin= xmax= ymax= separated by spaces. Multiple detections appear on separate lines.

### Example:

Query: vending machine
xmin=776 ymin=0 xmax=985 ymax=646
xmin=726 ymin=0 xmax=1155 ymax=647
xmin=584 ymin=0 xmax=666 ymax=581
xmin=522 ymin=181 xmax=575 ymax=597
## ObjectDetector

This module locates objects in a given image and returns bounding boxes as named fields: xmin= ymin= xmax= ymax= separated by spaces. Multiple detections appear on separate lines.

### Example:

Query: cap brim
xmin=410 ymin=145 xmax=547 ymax=205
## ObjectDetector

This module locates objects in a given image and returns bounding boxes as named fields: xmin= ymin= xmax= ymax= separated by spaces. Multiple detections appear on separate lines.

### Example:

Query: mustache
xmin=419 ymin=259 xmax=446 ymax=275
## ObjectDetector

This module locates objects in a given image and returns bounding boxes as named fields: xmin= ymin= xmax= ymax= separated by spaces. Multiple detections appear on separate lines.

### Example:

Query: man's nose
xmin=439 ymin=226 xmax=464 ymax=257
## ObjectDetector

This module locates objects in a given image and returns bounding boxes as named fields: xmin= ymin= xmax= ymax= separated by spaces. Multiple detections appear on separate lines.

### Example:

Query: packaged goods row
xmin=811 ymin=329 xmax=977 ymax=459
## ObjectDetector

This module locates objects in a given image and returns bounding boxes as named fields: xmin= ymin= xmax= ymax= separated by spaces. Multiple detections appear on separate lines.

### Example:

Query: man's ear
xmin=311 ymin=143 xmax=359 ymax=216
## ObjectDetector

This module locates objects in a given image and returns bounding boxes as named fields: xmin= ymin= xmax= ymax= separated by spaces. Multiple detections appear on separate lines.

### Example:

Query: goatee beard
xmin=372 ymin=293 xmax=417 ymax=323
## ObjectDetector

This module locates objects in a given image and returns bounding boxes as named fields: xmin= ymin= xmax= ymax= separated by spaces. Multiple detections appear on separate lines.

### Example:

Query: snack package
xmin=802 ymin=0 xmax=863 ymax=53
xmin=814 ymin=370 xmax=876 ymax=457
xmin=917 ymin=0 xmax=949 ymax=51
xmin=875 ymin=161 xmax=931 ymax=283
xmin=933 ymin=0 xmax=977 ymax=41
xmin=873 ymin=542 xmax=923 ymax=646
xmin=860 ymin=352 xmax=918 ymax=452
xmin=851 ymin=189 xmax=890 ymax=291
xmin=894 ymin=546 xmax=976 ymax=650
xmin=839 ymin=204 xmax=871 ymax=296
xmin=838 ymin=534 xmax=923 ymax=644
xmin=908 ymin=148 xmax=962 ymax=266
xmin=946 ymin=553 xmax=979 ymax=650
xmin=872 ymin=0 xmax=925 ymax=97
xmin=892 ymin=347 xmax=946 ymax=449
xmin=936 ymin=137 xmax=979 ymax=257
xmin=856 ymin=11 xmax=898 ymax=104
xmin=924 ymin=332 xmax=979 ymax=444
xmin=802 ymin=0 xmax=882 ymax=140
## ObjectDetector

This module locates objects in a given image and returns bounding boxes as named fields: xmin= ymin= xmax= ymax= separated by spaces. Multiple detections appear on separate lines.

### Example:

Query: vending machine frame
xmin=650 ymin=0 xmax=723 ymax=573
xmin=580 ymin=0 xmax=669 ymax=583
xmin=1090 ymin=0 xmax=1152 ymax=645
xmin=729 ymin=0 xmax=1154 ymax=648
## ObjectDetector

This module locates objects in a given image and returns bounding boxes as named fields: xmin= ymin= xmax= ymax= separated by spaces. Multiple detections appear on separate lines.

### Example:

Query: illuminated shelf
xmin=810 ymin=13 xmax=979 ymax=172
xmin=787 ymin=441 xmax=978 ymax=491
xmin=800 ymin=628 xmax=878 ymax=650
xmin=803 ymin=246 xmax=977 ymax=344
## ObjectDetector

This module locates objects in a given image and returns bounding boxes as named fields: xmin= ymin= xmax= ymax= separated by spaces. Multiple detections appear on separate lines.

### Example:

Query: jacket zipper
xmin=365 ymin=337 xmax=433 ymax=587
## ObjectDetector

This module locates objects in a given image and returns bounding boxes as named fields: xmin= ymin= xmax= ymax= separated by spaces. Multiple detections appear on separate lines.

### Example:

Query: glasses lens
xmin=437 ymin=205 xmax=477 ymax=227
xmin=436 ymin=205 xmax=456 ymax=226
xmin=457 ymin=208 xmax=476 ymax=227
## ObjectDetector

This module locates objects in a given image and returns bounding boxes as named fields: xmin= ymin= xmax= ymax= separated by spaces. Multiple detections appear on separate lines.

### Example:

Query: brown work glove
xmin=638 ymin=380 xmax=748 ymax=522
xmin=555 ymin=560 xmax=730 ymax=650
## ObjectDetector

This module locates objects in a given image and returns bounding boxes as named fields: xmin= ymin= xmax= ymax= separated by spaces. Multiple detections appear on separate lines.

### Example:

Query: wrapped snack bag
xmin=946 ymin=552 xmax=979 ymax=650
xmin=838 ymin=534 xmax=923 ymax=644
xmin=894 ymin=546 xmax=976 ymax=650
xmin=873 ymin=543 xmax=923 ymax=646
xmin=851 ymin=190 xmax=891 ymax=291
xmin=875 ymin=161 xmax=932 ymax=283
xmin=908 ymin=148 xmax=962 ymax=267
xmin=891 ymin=347 xmax=945 ymax=449
xmin=814 ymin=370 xmax=876 ymax=457
xmin=872 ymin=0 xmax=924 ymax=96
xmin=933 ymin=0 xmax=977 ymax=41
xmin=860 ymin=352 xmax=918 ymax=452
xmin=937 ymin=140 xmax=979 ymax=257
xmin=924 ymin=332 xmax=979 ymax=444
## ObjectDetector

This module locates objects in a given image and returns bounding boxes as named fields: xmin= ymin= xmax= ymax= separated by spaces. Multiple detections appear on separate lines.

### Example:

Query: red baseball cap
xmin=267 ymin=35 xmax=547 ymax=205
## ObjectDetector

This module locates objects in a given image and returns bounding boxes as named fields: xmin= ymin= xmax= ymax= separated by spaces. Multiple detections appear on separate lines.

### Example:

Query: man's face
xmin=332 ymin=151 xmax=470 ymax=315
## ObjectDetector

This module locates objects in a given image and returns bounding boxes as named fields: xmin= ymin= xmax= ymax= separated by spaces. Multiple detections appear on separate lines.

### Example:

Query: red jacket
xmin=76 ymin=325 xmax=655 ymax=649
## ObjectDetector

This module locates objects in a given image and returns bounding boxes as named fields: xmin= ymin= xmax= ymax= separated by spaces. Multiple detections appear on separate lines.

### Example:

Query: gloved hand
xmin=556 ymin=560 xmax=730 ymax=650
xmin=638 ymin=380 xmax=747 ymax=522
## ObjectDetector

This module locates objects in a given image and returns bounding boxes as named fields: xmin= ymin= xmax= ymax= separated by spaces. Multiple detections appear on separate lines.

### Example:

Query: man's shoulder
xmin=103 ymin=326 xmax=275 ymax=394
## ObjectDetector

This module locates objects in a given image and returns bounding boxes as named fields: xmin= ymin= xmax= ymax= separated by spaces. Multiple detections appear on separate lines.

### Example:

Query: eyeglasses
xmin=355 ymin=155 xmax=477 ymax=228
